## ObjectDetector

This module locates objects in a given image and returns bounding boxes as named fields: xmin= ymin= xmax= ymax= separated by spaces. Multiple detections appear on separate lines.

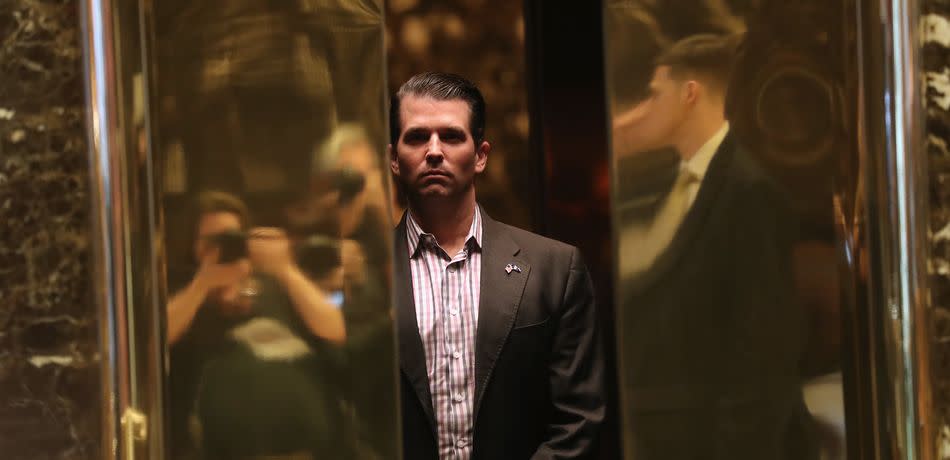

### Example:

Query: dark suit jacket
xmin=395 ymin=211 xmax=605 ymax=460
xmin=618 ymin=134 xmax=818 ymax=460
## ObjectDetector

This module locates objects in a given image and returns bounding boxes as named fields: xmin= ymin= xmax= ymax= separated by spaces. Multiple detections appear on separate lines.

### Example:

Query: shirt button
xmin=453 ymin=393 xmax=464 ymax=403
xmin=450 ymin=308 xmax=459 ymax=316
xmin=452 ymin=351 xmax=462 ymax=359
xmin=456 ymin=438 xmax=467 ymax=448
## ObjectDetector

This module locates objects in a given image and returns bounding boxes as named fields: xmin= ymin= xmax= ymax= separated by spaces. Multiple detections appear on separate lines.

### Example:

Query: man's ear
xmin=683 ymin=80 xmax=700 ymax=105
xmin=475 ymin=140 xmax=490 ymax=173
xmin=388 ymin=144 xmax=399 ymax=176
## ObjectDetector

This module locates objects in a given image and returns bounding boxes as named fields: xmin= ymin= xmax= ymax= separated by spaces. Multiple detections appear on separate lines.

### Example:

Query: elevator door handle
xmin=121 ymin=408 xmax=147 ymax=460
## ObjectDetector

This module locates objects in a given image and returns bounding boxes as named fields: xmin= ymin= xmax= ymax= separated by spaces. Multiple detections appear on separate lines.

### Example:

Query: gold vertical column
xmin=857 ymin=0 xmax=933 ymax=457
xmin=79 ymin=0 xmax=165 ymax=458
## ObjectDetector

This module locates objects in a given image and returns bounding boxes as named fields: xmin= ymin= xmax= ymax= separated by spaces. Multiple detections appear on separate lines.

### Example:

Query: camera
xmin=294 ymin=234 xmax=341 ymax=279
xmin=331 ymin=168 xmax=365 ymax=206
xmin=211 ymin=230 xmax=341 ymax=282
xmin=211 ymin=230 xmax=248 ymax=263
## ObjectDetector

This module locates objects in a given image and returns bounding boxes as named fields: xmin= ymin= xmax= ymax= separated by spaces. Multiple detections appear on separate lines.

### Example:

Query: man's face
xmin=615 ymin=65 xmax=689 ymax=154
xmin=390 ymin=95 xmax=489 ymax=201
xmin=194 ymin=210 xmax=251 ymax=313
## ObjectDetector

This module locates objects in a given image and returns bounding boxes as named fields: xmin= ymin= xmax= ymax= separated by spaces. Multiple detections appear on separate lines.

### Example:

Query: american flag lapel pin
xmin=505 ymin=263 xmax=522 ymax=274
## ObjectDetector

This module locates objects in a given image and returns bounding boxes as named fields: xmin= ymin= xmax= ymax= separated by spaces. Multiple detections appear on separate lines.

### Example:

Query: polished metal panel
xmin=604 ymin=1 xmax=858 ymax=459
xmin=857 ymin=0 xmax=932 ymax=457
xmin=81 ymin=0 xmax=167 ymax=457
xmin=82 ymin=0 xmax=398 ymax=458
xmin=150 ymin=1 xmax=399 ymax=459
xmin=80 ymin=0 xmax=122 ymax=454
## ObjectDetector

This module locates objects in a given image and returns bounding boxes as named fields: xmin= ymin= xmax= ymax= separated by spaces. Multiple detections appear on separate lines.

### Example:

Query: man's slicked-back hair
xmin=655 ymin=33 xmax=741 ymax=94
xmin=389 ymin=72 xmax=486 ymax=147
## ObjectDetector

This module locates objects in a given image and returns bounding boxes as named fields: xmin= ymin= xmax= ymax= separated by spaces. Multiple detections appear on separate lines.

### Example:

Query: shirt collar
xmin=681 ymin=122 xmax=729 ymax=181
xmin=406 ymin=205 xmax=483 ymax=258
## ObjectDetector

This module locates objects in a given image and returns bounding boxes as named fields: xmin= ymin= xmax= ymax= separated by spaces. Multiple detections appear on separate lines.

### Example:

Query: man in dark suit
xmin=389 ymin=72 xmax=605 ymax=460
xmin=613 ymin=35 xmax=818 ymax=459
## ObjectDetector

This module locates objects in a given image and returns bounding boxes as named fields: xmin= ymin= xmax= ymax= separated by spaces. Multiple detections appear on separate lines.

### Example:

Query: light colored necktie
xmin=622 ymin=168 xmax=698 ymax=276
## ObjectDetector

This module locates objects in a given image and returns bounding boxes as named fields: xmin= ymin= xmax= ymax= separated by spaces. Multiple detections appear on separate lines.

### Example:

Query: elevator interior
xmin=73 ymin=0 xmax=933 ymax=458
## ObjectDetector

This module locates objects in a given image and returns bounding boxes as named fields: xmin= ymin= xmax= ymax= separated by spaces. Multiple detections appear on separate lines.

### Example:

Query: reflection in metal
xmin=151 ymin=1 xmax=399 ymax=459
xmin=857 ymin=0 xmax=932 ymax=457
xmin=82 ymin=0 xmax=399 ymax=458
xmin=604 ymin=1 xmax=856 ymax=459
xmin=80 ymin=0 xmax=122 ymax=454
xmin=80 ymin=0 xmax=167 ymax=457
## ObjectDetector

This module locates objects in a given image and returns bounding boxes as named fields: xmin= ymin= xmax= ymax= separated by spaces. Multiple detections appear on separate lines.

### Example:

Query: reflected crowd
xmin=166 ymin=124 xmax=395 ymax=459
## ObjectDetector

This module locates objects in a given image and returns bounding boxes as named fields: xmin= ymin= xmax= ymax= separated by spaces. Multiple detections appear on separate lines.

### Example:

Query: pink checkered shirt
xmin=406 ymin=206 xmax=482 ymax=460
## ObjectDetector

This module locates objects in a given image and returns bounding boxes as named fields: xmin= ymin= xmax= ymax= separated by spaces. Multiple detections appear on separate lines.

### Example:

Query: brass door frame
xmin=79 ymin=0 xmax=166 ymax=457
xmin=857 ymin=0 xmax=933 ymax=458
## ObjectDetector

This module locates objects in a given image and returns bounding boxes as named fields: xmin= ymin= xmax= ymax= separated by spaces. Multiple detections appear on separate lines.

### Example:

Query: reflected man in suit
xmin=614 ymin=35 xmax=818 ymax=460
xmin=389 ymin=72 xmax=605 ymax=459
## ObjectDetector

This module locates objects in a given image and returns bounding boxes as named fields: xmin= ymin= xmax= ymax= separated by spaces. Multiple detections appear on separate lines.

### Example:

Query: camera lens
xmin=334 ymin=169 xmax=366 ymax=205
xmin=213 ymin=230 xmax=248 ymax=263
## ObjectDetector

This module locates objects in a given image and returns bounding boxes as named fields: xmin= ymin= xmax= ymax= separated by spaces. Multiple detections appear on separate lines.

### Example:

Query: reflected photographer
xmin=167 ymin=191 xmax=347 ymax=459
xmin=283 ymin=124 xmax=397 ymax=458
xmin=288 ymin=124 xmax=391 ymax=265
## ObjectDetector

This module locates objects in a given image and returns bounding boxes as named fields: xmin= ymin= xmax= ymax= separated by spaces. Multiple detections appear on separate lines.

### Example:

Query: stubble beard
xmin=405 ymin=176 xmax=476 ymax=211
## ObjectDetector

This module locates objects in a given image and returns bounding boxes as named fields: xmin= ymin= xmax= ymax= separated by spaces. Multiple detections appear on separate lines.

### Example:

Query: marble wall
xmin=927 ymin=0 xmax=950 ymax=458
xmin=0 ymin=0 xmax=100 ymax=458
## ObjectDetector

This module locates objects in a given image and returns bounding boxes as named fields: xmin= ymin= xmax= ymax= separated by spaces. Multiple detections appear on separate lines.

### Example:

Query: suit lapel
xmin=393 ymin=214 xmax=437 ymax=434
xmin=629 ymin=134 xmax=736 ymax=293
xmin=473 ymin=214 xmax=530 ymax=421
